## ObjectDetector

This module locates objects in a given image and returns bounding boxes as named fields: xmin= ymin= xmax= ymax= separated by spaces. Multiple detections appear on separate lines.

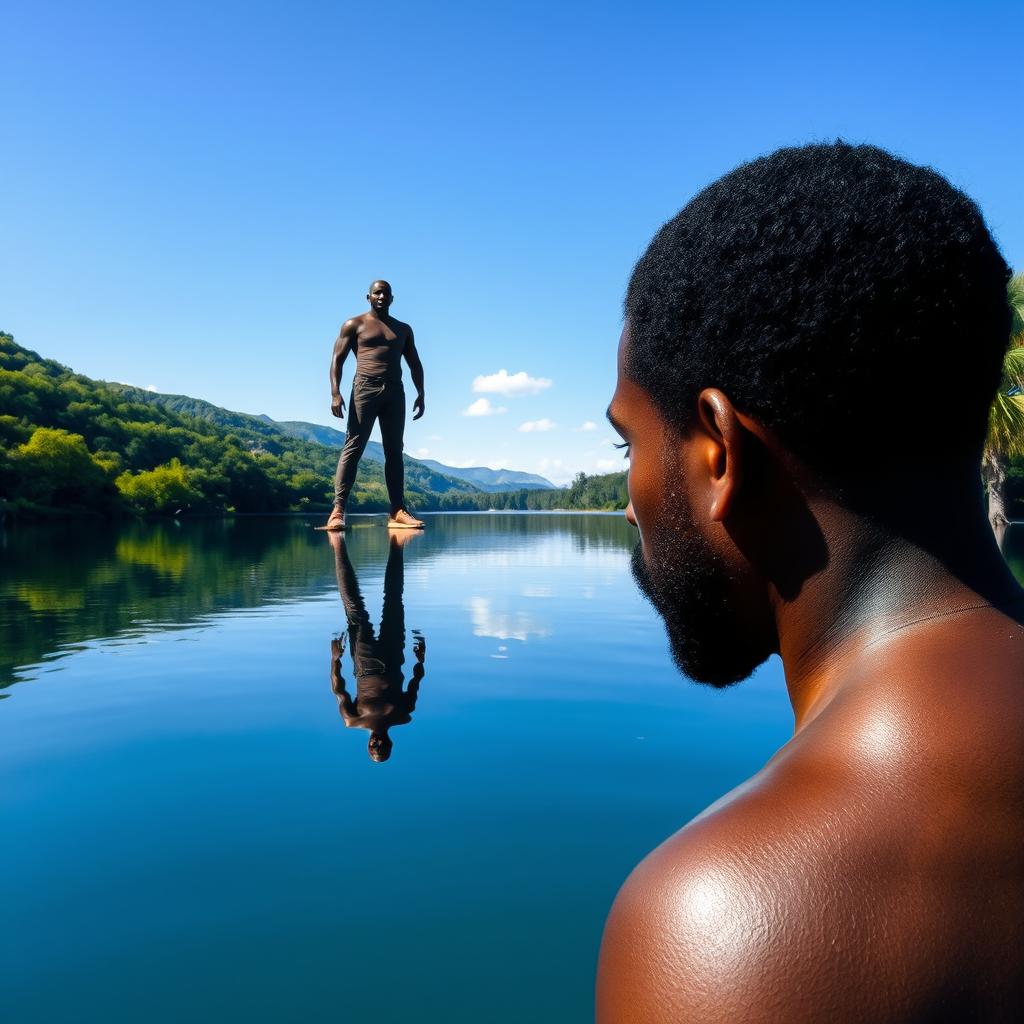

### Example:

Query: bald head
xmin=367 ymin=280 xmax=394 ymax=314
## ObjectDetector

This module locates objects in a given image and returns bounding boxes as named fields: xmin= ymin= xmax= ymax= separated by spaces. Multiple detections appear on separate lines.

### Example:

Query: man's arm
xmin=405 ymin=633 xmax=426 ymax=706
xmin=330 ymin=638 xmax=358 ymax=722
xmin=404 ymin=327 xmax=425 ymax=420
xmin=406 ymin=662 xmax=424 ymax=708
xmin=329 ymin=319 xmax=358 ymax=419
xmin=330 ymin=636 xmax=348 ymax=696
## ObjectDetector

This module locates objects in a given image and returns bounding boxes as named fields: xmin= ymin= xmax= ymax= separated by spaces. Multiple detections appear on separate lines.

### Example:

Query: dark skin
xmin=330 ymin=633 xmax=426 ymax=762
xmin=597 ymin=327 xmax=1024 ymax=1022
xmin=329 ymin=280 xmax=425 ymax=421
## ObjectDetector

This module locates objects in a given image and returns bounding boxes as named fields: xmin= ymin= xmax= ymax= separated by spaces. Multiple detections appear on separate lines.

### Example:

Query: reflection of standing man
xmin=327 ymin=531 xmax=425 ymax=762
xmin=325 ymin=280 xmax=426 ymax=531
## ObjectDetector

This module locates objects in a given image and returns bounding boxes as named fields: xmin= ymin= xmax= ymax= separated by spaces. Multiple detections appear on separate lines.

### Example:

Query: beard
xmin=630 ymin=493 xmax=768 ymax=688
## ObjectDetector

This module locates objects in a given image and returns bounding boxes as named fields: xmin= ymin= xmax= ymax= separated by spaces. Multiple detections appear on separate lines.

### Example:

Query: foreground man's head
xmin=610 ymin=141 xmax=1011 ymax=687
xmin=599 ymin=142 xmax=1023 ymax=1023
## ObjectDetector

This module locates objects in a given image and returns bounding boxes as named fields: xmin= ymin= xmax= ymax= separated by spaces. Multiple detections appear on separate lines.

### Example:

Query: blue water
xmin=1 ymin=513 xmax=796 ymax=1022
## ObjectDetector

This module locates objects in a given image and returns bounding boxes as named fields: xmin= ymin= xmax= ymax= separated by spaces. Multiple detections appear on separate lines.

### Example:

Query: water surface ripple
xmin=2 ymin=513 xmax=823 ymax=1021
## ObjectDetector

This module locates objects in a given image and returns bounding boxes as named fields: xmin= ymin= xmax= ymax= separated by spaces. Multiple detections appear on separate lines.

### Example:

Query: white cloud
xmin=596 ymin=458 xmax=620 ymax=472
xmin=537 ymin=457 xmax=574 ymax=485
xmin=518 ymin=418 xmax=557 ymax=433
xmin=411 ymin=447 xmax=430 ymax=458
xmin=472 ymin=369 xmax=552 ymax=397
xmin=463 ymin=398 xmax=507 ymax=417
xmin=575 ymin=421 xmax=598 ymax=432
xmin=146 ymin=384 xmax=158 ymax=393
xmin=469 ymin=596 xmax=551 ymax=643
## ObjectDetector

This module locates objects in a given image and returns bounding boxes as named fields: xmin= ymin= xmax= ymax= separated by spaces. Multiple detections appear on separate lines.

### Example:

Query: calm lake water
xmin=5 ymin=514 xmax=1022 ymax=1022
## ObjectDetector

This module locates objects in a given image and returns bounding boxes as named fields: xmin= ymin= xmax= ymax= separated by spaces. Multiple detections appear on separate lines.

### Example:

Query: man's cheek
xmin=627 ymin=466 xmax=656 ymax=542
xmin=633 ymin=516 xmax=657 ymax=561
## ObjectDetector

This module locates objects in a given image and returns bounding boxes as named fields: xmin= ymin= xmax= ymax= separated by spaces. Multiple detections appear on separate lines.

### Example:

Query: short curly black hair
xmin=625 ymin=141 xmax=1011 ymax=485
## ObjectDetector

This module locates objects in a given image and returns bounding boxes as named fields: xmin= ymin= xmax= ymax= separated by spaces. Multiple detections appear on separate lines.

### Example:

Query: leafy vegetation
xmin=0 ymin=332 xmax=629 ymax=517
xmin=427 ymin=470 xmax=628 ymax=511
xmin=0 ymin=333 xmax=491 ymax=517
xmin=983 ymin=271 xmax=1024 ymax=539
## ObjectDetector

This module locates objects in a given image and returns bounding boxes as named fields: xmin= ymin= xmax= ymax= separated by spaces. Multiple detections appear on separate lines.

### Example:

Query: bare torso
xmin=348 ymin=312 xmax=411 ymax=381
xmin=338 ymin=673 xmax=416 ymax=727
xmin=598 ymin=607 xmax=1024 ymax=1022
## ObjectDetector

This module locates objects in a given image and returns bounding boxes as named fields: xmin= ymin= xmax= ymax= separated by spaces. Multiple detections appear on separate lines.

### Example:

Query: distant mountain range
xmin=100 ymin=387 xmax=555 ymax=492
xmin=414 ymin=459 xmax=553 ymax=491
xmin=263 ymin=417 xmax=554 ymax=492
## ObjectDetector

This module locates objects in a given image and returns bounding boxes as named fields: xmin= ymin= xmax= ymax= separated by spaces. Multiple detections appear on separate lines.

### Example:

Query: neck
xmin=776 ymin=483 xmax=1021 ymax=728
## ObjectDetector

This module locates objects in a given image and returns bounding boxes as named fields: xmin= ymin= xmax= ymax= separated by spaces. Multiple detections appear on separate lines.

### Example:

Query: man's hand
xmin=413 ymin=394 xmax=425 ymax=420
xmin=331 ymin=394 xmax=345 ymax=419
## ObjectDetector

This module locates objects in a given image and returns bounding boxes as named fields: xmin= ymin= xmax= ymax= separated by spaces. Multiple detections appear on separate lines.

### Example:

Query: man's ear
xmin=696 ymin=388 xmax=744 ymax=522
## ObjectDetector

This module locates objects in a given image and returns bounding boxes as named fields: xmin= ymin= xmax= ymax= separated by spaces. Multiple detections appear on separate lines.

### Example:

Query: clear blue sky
xmin=2 ymin=0 xmax=1020 ymax=484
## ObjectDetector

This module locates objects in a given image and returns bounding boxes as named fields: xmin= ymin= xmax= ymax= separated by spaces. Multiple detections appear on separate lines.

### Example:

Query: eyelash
xmin=613 ymin=442 xmax=630 ymax=459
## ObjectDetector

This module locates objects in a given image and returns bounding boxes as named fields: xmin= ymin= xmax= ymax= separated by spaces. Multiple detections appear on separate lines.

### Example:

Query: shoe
xmin=324 ymin=508 xmax=347 ymax=531
xmin=387 ymin=508 xmax=424 ymax=529
xmin=388 ymin=529 xmax=419 ymax=549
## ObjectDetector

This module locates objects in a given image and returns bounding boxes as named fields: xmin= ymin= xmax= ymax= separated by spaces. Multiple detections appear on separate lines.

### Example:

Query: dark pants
xmin=336 ymin=538 xmax=406 ymax=681
xmin=334 ymin=375 xmax=406 ymax=511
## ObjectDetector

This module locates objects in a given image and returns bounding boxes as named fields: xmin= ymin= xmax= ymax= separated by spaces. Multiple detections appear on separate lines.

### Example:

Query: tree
xmin=567 ymin=471 xmax=588 ymax=508
xmin=116 ymin=459 xmax=202 ymax=515
xmin=10 ymin=427 xmax=110 ymax=506
xmin=983 ymin=271 xmax=1024 ymax=543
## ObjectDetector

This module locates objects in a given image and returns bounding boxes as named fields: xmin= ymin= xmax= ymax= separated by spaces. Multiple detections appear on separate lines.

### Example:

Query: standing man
xmin=325 ymin=280 xmax=425 ymax=530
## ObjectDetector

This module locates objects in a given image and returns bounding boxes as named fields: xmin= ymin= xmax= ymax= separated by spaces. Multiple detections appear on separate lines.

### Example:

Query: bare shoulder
xmin=597 ymin=643 xmax=1024 ymax=1024
xmin=336 ymin=315 xmax=365 ymax=341
xmin=597 ymin=763 xmax=835 ymax=1022
xmin=596 ymin=738 xmax=947 ymax=1024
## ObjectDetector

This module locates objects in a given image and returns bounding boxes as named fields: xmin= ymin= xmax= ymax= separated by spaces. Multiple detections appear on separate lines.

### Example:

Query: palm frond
xmin=987 ymin=392 xmax=1024 ymax=458
xmin=1009 ymin=270 xmax=1024 ymax=343
xmin=985 ymin=282 xmax=1024 ymax=456
xmin=1001 ymin=344 xmax=1024 ymax=392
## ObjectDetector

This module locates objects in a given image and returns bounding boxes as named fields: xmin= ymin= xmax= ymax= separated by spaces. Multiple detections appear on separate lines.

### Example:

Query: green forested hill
xmin=106 ymin=383 xmax=497 ymax=497
xmin=0 ymin=332 xmax=631 ymax=517
xmin=114 ymin=395 xmax=557 ymax=493
xmin=0 ymin=333 xmax=481 ymax=516
xmin=106 ymin=384 xmax=292 ymax=441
